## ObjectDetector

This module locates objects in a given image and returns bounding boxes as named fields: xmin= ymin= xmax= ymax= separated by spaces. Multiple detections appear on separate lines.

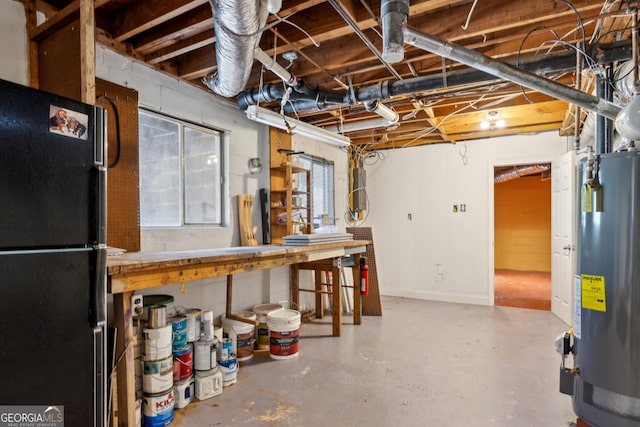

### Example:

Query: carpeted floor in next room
xmin=494 ymin=269 xmax=551 ymax=311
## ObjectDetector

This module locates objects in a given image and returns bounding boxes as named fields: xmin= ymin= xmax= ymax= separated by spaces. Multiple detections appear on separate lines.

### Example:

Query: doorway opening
xmin=494 ymin=163 xmax=552 ymax=310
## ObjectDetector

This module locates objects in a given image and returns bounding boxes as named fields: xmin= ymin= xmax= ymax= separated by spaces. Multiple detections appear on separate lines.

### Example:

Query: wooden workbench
xmin=107 ymin=240 xmax=369 ymax=427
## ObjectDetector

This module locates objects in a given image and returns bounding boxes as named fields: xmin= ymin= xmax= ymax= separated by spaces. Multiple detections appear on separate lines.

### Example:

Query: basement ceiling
xmin=35 ymin=0 xmax=636 ymax=149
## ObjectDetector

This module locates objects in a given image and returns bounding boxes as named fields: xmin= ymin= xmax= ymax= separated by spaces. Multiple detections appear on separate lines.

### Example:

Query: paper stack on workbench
xmin=282 ymin=233 xmax=354 ymax=246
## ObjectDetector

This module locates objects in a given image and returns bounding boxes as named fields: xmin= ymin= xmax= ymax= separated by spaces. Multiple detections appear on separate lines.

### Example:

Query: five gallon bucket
xmin=221 ymin=312 xmax=256 ymax=361
xmin=253 ymin=304 xmax=283 ymax=350
xmin=267 ymin=309 xmax=301 ymax=360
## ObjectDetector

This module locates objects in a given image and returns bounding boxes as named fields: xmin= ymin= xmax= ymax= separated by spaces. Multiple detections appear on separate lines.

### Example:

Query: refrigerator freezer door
xmin=0 ymin=249 xmax=105 ymax=427
xmin=0 ymin=78 xmax=102 ymax=248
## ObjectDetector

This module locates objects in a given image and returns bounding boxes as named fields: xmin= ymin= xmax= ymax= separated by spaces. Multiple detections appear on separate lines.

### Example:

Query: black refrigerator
xmin=0 ymin=78 xmax=107 ymax=427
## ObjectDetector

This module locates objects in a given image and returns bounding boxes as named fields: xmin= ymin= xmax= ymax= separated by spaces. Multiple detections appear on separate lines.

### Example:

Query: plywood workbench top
xmin=106 ymin=241 xmax=370 ymax=294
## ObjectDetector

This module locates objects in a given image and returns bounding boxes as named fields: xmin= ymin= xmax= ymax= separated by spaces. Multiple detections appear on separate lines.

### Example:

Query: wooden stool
xmin=290 ymin=255 xmax=362 ymax=337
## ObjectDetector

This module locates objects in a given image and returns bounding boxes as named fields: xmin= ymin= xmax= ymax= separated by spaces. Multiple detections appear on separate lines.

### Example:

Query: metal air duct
xmin=379 ymin=0 xmax=622 ymax=121
xmin=202 ymin=0 xmax=271 ymax=97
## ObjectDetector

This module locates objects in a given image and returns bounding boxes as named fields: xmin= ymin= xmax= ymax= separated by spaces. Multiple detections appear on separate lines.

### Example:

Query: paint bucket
xmin=193 ymin=338 xmax=217 ymax=371
xmin=218 ymin=355 xmax=238 ymax=387
xmin=142 ymin=389 xmax=174 ymax=427
xmin=218 ymin=338 xmax=232 ymax=361
xmin=267 ymin=309 xmax=301 ymax=360
xmin=172 ymin=343 xmax=193 ymax=381
xmin=195 ymin=366 xmax=223 ymax=400
xmin=142 ymin=294 xmax=176 ymax=325
xmin=143 ymin=355 xmax=174 ymax=394
xmin=168 ymin=315 xmax=188 ymax=352
xmin=143 ymin=325 xmax=172 ymax=361
xmin=148 ymin=305 xmax=167 ymax=329
xmin=179 ymin=308 xmax=202 ymax=342
xmin=253 ymin=304 xmax=284 ymax=350
xmin=222 ymin=312 xmax=256 ymax=361
xmin=173 ymin=376 xmax=195 ymax=409
xmin=202 ymin=310 xmax=215 ymax=340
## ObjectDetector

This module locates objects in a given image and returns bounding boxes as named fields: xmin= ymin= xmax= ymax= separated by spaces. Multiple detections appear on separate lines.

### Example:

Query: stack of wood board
xmin=282 ymin=233 xmax=353 ymax=246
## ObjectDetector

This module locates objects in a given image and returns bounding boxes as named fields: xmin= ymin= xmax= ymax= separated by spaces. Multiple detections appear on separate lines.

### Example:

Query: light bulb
xmin=496 ymin=119 xmax=506 ymax=128
xmin=480 ymin=121 xmax=490 ymax=130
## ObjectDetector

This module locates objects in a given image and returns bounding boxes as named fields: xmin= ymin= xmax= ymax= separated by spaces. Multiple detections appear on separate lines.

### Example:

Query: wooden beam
xmin=113 ymin=292 xmax=135 ymax=427
xmin=145 ymin=29 xmax=214 ymax=65
xmin=80 ymin=0 xmax=96 ymax=104
xmin=131 ymin=3 xmax=212 ymax=55
xmin=112 ymin=0 xmax=208 ymax=43
xmin=26 ymin=0 xmax=39 ymax=88
xmin=30 ymin=0 xmax=79 ymax=42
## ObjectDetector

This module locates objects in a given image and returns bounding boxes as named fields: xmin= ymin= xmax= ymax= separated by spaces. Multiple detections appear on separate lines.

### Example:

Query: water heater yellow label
xmin=581 ymin=184 xmax=592 ymax=212
xmin=581 ymin=274 xmax=606 ymax=312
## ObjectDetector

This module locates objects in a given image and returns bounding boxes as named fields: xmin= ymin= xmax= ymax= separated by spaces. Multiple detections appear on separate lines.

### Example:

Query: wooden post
xmin=113 ymin=292 xmax=135 ymax=427
xmin=25 ymin=0 xmax=39 ymax=88
xmin=314 ymin=269 xmax=323 ymax=319
xmin=79 ymin=0 xmax=96 ymax=104
xmin=226 ymin=275 xmax=233 ymax=316
xmin=331 ymin=264 xmax=342 ymax=336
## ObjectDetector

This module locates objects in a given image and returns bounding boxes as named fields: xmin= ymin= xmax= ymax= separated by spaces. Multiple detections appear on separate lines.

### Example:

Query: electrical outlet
xmin=460 ymin=204 xmax=466 ymax=212
xmin=131 ymin=294 xmax=143 ymax=316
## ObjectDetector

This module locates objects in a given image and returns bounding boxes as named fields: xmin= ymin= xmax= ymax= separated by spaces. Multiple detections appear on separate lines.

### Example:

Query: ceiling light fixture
xmin=245 ymin=105 xmax=351 ymax=148
xmin=480 ymin=111 xmax=506 ymax=130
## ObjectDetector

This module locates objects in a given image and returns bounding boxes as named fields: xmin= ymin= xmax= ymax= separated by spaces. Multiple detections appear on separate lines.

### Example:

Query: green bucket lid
xmin=143 ymin=294 xmax=175 ymax=307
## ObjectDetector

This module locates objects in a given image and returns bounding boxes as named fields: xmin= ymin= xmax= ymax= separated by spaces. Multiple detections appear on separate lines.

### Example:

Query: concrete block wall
xmin=96 ymin=46 xmax=288 ymax=319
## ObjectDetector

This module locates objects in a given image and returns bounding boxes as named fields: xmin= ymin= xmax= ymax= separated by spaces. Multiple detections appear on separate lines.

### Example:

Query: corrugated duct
xmin=494 ymin=165 xmax=550 ymax=184
xmin=202 ymin=0 xmax=270 ymax=97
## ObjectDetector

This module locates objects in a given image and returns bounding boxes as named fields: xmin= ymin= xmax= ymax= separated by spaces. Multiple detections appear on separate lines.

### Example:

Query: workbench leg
xmin=332 ymin=265 xmax=342 ymax=336
xmin=314 ymin=268 xmax=324 ymax=319
xmin=352 ymin=254 xmax=361 ymax=325
xmin=114 ymin=292 xmax=135 ymax=427
xmin=226 ymin=275 xmax=233 ymax=316
xmin=291 ymin=264 xmax=299 ymax=311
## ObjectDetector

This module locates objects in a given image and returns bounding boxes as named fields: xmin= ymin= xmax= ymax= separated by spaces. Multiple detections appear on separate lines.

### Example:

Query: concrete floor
xmin=171 ymin=296 xmax=575 ymax=427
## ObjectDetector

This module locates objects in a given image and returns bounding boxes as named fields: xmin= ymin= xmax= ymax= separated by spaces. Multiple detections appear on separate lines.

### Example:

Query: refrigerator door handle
xmin=94 ymin=106 xmax=107 ymax=245
xmin=94 ymin=106 xmax=106 ymax=167
xmin=92 ymin=247 xmax=107 ymax=326
xmin=93 ymin=325 xmax=106 ymax=427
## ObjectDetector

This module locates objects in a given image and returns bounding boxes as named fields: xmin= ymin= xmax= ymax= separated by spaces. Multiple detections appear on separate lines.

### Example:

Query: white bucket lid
xmin=253 ymin=303 xmax=284 ymax=315
xmin=267 ymin=309 xmax=301 ymax=324
xmin=221 ymin=312 xmax=256 ymax=332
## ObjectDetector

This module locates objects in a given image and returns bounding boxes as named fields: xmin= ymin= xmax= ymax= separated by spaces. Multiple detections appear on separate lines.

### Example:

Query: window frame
xmin=298 ymin=154 xmax=335 ymax=228
xmin=138 ymin=108 xmax=228 ymax=228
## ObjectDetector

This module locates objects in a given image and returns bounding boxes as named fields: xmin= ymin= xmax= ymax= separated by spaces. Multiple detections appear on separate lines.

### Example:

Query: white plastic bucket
xmin=267 ymin=309 xmax=301 ymax=360
xmin=195 ymin=366 xmax=223 ymax=400
xmin=222 ymin=312 xmax=256 ymax=361
xmin=253 ymin=304 xmax=283 ymax=350
xmin=173 ymin=376 xmax=195 ymax=409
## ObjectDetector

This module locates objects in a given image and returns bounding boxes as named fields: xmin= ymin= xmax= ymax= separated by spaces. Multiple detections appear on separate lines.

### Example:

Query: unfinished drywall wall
xmin=494 ymin=176 xmax=551 ymax=272
xmin=363 ymin=134 xmax=568 ymax=305
xmin=0 ymin=0 xmax=28 ymax=85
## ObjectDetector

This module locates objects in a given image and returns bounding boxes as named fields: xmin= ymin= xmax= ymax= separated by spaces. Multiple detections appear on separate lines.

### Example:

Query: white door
xmin=551 ymin=151 xmax=575 ymax=325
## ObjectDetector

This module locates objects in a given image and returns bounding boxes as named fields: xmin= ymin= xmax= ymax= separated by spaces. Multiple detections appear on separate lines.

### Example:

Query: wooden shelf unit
xmin=270 ymin=164 xmax=312 ymax=243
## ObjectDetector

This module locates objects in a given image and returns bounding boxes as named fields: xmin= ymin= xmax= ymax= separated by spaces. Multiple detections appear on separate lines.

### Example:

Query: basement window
xmin=298 ymin=155 xmax=335 ymax=227
xmin=138 ymin=110 xmax=225 ymax=227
